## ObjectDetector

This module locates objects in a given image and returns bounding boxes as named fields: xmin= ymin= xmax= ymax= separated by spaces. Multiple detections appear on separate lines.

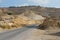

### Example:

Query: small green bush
xmin=7 ymin=11 xmax=14 ymax=15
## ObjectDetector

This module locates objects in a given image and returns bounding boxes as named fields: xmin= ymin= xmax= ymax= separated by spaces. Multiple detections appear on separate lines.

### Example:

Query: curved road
xmin=0 ymin=25 xmax=37 ymax=40
xmin=0 ymin=25 xmax=60 ymax=40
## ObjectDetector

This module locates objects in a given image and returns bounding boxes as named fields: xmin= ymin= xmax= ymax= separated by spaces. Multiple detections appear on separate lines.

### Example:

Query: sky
xmin=0 ymin=0 xmax=60 ymax=8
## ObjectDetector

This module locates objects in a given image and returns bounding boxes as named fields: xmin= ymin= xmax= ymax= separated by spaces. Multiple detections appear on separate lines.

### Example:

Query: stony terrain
xmin=0 ymin=6 xmax=60 ymax=40
xmin=0 ymin=10 xmax=45 ymax=30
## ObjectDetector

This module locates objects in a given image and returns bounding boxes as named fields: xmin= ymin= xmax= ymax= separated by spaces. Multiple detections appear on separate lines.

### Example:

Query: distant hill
xmin=0 ymin=6 xmax=60 ymax=19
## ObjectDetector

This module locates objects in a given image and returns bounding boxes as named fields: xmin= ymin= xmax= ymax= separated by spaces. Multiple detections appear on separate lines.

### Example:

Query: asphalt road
xmin=0 ymin=25 xmax=37 ymax=40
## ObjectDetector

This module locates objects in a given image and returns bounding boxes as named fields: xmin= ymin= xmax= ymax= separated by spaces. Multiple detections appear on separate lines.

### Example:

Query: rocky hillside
xmin=0 ymin=9 xmax=45 ymax=30
xmin=0 ymin=6 xmax=60 ymax=30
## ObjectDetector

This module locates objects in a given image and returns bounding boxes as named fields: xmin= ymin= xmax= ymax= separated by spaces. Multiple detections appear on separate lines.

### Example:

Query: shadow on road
xmin=47 ymin=32 xmax=60 ymax=36
xmin=26 ymin=24 xmax=38 ymax=28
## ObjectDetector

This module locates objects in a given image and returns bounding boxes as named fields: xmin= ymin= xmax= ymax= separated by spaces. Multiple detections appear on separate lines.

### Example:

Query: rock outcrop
xmin=38 ymin=18 xmax=60 ymax=30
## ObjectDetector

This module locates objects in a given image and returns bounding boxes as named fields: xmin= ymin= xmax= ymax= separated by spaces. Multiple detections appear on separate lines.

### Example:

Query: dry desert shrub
xmin=0 ymin=23 xmax=12 ymax=29
xmin=12 ymin=18 xmax=27 ymax=27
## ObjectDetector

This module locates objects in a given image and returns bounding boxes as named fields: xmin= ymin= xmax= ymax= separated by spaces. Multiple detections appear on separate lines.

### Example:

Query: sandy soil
xmin=18 ymin=29 xmax=60 ymax=40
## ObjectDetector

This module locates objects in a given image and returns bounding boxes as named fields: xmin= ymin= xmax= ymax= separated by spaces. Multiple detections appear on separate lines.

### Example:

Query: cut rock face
xmin=22 ymin=10 xmax=45 ymax=20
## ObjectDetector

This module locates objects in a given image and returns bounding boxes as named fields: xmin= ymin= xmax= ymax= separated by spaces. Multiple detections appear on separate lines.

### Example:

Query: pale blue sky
xmin=0 ymin=0 xmax=60 ymax=8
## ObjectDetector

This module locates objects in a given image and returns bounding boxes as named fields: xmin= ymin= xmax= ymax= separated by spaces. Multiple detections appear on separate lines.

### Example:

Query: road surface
xmin=0 ymin=25 xmax=60 ymax=40
xmin=0 ymin=25 xmax=37 ymax=40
